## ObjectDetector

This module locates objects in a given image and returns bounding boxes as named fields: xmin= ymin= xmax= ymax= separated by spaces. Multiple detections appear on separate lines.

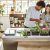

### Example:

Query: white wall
xmin=0 ymin=16 xmax=10 ymax=31
xmin=0 ymin=39 xmax=4 ymax=50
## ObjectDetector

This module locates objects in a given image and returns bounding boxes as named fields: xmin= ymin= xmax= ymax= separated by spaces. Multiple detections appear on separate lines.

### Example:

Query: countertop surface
xmin=2 ymin=28 xmax=50 ymax=42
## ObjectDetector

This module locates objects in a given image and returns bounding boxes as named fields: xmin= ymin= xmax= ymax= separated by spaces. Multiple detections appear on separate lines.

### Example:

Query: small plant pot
xmin=5 ymin=34 xmax=15 ymax=36
xmin=23 ymin=32 xmax=30 ymax=36
xmin=49 ymin=31 xmax=50 ymax=35
xmin=27 ymin=31 xmax=30 ymax=36
xmin=32 ymin=32 xmax=39 ymax=35
xmin=40 ymin=33 xmax=49 ymax=36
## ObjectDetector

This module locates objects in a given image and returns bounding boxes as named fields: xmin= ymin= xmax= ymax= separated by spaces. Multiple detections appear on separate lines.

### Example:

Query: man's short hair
xmin=36 ymin=1 xmax=45 ymax=8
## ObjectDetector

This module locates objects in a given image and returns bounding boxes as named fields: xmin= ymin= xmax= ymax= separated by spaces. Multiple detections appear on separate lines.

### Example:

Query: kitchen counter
xmin=2 ymin=28 xmax=50 ymax=50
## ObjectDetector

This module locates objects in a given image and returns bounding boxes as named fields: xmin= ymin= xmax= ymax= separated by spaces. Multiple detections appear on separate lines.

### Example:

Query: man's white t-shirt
xmin=24 ymin=6 xmax=41 ymax=27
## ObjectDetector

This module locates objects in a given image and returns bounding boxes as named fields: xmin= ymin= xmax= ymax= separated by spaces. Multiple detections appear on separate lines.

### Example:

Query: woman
xmin=40 ymin=4 xmax=50 ymax=28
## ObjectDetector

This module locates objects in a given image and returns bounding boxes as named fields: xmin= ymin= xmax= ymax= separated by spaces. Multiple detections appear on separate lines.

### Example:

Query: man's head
xmin=39 ymin=0 xmax=44 ymax=1
xmin=35 ymin=1 xmax=45 ymax=11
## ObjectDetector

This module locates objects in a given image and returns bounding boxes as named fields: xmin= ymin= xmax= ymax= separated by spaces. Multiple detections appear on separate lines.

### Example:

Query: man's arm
xmin=30 ymin=18 xmax=41 ymax=22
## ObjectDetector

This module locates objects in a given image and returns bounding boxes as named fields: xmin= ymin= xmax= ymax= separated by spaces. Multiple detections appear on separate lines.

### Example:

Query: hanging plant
xmin=0 ymin=9 xmax=4 ymax=15
xmin=0 ymin=2 xmax=5 ymax=16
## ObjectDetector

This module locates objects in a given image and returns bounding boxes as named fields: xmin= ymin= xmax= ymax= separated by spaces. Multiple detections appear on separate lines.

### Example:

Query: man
xmin=24 ymin=1 xmax=45 ymax=28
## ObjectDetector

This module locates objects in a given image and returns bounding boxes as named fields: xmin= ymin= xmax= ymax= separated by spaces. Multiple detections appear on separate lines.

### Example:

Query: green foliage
xmin=40 ymin=29 xmax=49 ymax=34
xmin=20 ymin=31 xmax=28 ymax=37
xmin=0 ymin=9 xmax=4 ymax=15
xmin=30 ymin=22 xmax=49 ymax=34
xmin=30 ymin=22 xmax=41 ymax=33
xmin=30 ymin=26 xmax=40 ymax=33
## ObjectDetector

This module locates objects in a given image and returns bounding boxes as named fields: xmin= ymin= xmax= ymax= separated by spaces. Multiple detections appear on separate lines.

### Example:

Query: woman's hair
xmin=45 ymin=4 xmax=50 ymax=15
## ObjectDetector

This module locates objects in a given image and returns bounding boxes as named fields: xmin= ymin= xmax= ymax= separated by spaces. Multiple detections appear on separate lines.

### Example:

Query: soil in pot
xmin=40 ymin=33 xmax=49 ymax=36
xmin=32 ymin=32 xmax=39 ymax=35
xmin=49 ymin=31 xmax=50 ymax=35
xmin=27 ymin=31 xmax=30 ymax=36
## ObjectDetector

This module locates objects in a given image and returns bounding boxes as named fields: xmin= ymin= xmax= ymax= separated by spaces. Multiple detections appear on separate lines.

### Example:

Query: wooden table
xmin=2 ymin=28 xmax=50 ymax=50
xmin=2 ymin=35 xmax=50 ymax=50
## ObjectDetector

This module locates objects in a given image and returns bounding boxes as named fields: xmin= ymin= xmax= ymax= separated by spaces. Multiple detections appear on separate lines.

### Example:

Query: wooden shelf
xmin=9 ymin=14 xmax=25 ymax=28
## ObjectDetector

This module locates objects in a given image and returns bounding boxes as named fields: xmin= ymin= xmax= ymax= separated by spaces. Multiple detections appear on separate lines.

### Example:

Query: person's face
xmin=45 ymin=6 xmax=50 ymax=13
xmin=36 ymin=6 xmax=42 ymax=11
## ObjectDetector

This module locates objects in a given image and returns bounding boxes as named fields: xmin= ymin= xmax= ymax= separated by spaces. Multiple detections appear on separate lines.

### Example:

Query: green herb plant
xmin=30 ymin=22 xmax=49 ymax=35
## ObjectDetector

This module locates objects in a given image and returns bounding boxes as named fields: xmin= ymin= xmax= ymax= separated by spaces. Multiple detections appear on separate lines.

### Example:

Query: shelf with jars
xmin=9 ymin=14 xmax=25 ymax=28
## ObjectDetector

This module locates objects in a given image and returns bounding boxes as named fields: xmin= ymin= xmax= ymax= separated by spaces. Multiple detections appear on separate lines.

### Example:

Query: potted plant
xmin=30 ymin=22 xmax=40 ymax=35
xmin=20 ymin=31 xmax=28 ymax=37
xmin=0 ymin=9 xmax=4 ymax=16
xmin=39 ymin=21 xmax=49 ymax=36
xmin=40 ymin=29 xmax=49 ymax=36
xmin=30 ymin=26 xmax=40 ymax=35
xmin=0 ymin=2 xmax=5 ymax=16
xmin=20 ymin=29 xmax=30 ymax=37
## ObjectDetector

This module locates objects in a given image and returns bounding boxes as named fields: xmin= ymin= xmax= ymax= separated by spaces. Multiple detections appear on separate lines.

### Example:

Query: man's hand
xmin=30 ymin=18 xmax=41 ymax=23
